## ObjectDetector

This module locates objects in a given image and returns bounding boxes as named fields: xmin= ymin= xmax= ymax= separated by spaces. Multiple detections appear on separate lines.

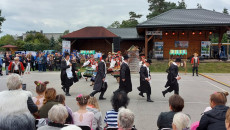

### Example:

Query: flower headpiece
xmin=37 ymin=81 xmax=42 ymax=86
xmin=77 ymin=94 xmax=83 ymax=98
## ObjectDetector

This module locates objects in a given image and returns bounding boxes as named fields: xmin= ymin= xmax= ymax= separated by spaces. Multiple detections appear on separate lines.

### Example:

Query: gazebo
xmin=1 ymin=44 xmax=18 ymax=54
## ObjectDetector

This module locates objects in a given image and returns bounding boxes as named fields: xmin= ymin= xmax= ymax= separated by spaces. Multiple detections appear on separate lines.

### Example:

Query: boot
xmin=65 ymin=88 xmax=71 ymax=96
xmin=162 ymin=90 xmax=167 ymax=97
xmin=139 ymin=92 xmax=144 ymax=97
xmin=61 ymin=86 xmax=66 ymax=92
xmin=99 ymin=91 xmax=106 ymax=100
xmin=147 ymin=94 xmax=153 ymax=102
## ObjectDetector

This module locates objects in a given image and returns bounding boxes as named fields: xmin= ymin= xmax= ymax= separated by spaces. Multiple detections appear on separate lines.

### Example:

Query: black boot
xmin=65 ymin=87 xmax=71 ymax=96
xmin=99 ymin=91 xmax=106 ymax=100
xmin=90 ymin=91 xmax=98 ymax=97
xmin=139 ymin=92 xmax=144 ymax=97
xmin=162 ymin=90 xmax=167 ymax=97
xmin=61 ymin=86 xmax=66 ymax=92
xmin=147 ymin=94 xmax=153 ymax=102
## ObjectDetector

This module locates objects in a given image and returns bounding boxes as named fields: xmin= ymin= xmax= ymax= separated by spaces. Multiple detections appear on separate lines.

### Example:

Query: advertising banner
xmin=201 ymin=41 xmax=211 ymax=57
xmin=154 ymin=42 xmax=164 ymax=58
xmin=175 ymin=41 xmax=189 ymax=48
xmin=62 ymin=40 xmax=71 ymax=53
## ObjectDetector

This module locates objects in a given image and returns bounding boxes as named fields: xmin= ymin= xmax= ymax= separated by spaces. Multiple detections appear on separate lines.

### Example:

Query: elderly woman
xmin=197 ymin=92 xmax=229 ymax=130
xmin=118 ymin=108 xmax=135 ymax=130
xmin=0 ymin=74 xmax=38 ymax=115
xmin=38 ymin=104 xmax=68 ymax=130
xmin=172 ymin=112 xmax=190 ymax=130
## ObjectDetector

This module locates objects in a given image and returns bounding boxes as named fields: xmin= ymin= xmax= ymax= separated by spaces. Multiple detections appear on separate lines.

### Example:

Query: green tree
xmin=0 ymin=34 xmax=16 ymax=45
xmin=50 ymin=36 xmax=56 ymax=48
xmin=108 ymin=21 xmax=121 ymax=28
xmin=0 ymin=10 xmax=6 ymax=33
xmin=223 ymin=8 xmax=229 ymax=14
xmin=197 ymin=3 xmax=202 ymax=9
xmin=177 ymin=0 xmax=186 ymax=9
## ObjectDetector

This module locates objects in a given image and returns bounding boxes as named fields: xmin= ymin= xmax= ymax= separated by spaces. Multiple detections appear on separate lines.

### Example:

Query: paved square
xmin=1 ymin=71 xmax=230 ymax=129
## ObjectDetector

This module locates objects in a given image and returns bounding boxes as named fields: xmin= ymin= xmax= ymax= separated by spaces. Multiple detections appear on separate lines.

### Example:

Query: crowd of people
xmin=1 ymin=74 xmax=230 ymax=130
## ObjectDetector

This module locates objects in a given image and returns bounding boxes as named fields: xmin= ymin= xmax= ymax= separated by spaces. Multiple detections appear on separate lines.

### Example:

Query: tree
xmin=0 ymin=34 xmax=16 ymax=45
xmin=146 ymin=0 xmax=187 ymax=19
xmin=0 ymin=10 xmax=5 ymax=33
xmin=223 ymin=8 xmax=229 ymax=14
xmin=50 ymin=36 xmax=56 ymax=48
xmin=108 ymin=21 xmax=121 ymax=28
xmin=197 ymin=3 xmax=202 ymax=9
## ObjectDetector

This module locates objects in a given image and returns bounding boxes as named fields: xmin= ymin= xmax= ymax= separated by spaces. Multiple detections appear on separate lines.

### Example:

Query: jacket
xmin=119 ymin=62 xmax=132 ymax=93
xmin=39 ymin=100 xmax=59 ymax=118
xmin=197 ymin=105 xmax=229 ymax=130
xmin=157 ymin=111 xmax=176 ymax=129
xmin=138 ymin=65 xmax=151 ymax=94
xmin=93 ymin=61 xmax=106 ymax=91
xmin=86 ymin=107 xmax=103 ymax=130
xmin=60 ymin=59 xmax=77 ymax=86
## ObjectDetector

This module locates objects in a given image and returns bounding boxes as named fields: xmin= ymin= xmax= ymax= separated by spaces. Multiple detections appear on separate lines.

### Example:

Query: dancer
xmin=162 ymin=58 xmax=181 ymax=97
xmin=90 ymin=55 xmax=107 ymax=100
xmin=191 ymin=53 xmax=199 ymax=76
xmin=8 ymin=57 xmax=24 ymax=75
xmin=138 ymin=59 xmax=153 ymax=102
xmin=61 ymin=53 xmax=77 ymax=96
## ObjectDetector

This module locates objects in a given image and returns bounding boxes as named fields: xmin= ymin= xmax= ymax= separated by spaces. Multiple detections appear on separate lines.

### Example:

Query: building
xmin=22 ymin=30 xmax=63 ymax=41
xmin=62 ymin=9 xmax=230 ymax=59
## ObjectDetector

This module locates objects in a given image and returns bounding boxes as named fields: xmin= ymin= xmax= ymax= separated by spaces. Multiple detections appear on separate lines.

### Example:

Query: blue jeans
xmin=5 ymin=66 xmax=9 ymax=75
xmin=38 ymin=64 xmax=42 ymax=71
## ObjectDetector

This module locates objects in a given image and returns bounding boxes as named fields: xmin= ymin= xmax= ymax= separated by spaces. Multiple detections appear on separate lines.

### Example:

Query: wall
xmin=120 ymin=40 xmax=144 ymax=54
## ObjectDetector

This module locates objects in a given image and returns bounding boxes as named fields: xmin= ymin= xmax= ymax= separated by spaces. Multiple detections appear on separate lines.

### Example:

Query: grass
xmin=150 ymin=61 xmax=230 ymax=73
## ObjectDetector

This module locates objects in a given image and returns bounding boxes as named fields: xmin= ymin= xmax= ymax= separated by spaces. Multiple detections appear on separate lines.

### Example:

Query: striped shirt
xmin=104 ymin=109 xmax=118 ymax=128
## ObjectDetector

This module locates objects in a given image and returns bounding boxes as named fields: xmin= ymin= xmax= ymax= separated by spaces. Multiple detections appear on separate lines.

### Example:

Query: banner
xmin=175 ymin=41 xmax=189 ymax=48
xmin=62 ymin=40 xmax=71 ymax=53
xmin=201 ymin=41 xmax=211 ymax=57
xmin=154 ymin=42 xmax=164 ymax=58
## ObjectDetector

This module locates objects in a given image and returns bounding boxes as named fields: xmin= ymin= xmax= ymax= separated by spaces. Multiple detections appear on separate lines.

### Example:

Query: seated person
xmin=172 ymin=112 xmax=191 ymax=130
xmin=118 ymin=107 xmax=135 ymax=130
xmin=226 ymin=108 xmax=230 ymax=130
xmin=104 ymin=91 xmax=130 ymax=128
xmin=157 ymin=94 xmax=184 ymax=129
xmin=197 ymin=92 xmax=229 ymax=130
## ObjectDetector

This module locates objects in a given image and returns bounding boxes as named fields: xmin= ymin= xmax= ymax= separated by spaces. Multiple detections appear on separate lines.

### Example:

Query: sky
xmin=0 ymin=0 xmax=230 ymax=37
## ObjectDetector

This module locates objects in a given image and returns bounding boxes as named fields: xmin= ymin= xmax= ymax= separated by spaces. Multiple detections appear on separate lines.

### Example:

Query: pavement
xmin=1 ymin=71 xmax=230 ymax=130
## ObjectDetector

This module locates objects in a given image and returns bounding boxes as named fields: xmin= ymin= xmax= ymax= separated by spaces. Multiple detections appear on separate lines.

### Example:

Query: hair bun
xmin=44 ymin=81 xmax=49 ymax=84
xmin=224 ymin=92 xmax=229 ymax=96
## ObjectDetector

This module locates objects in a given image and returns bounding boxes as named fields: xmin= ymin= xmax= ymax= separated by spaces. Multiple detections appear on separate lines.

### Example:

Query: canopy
xmin=2 ymin=44 xmax=17 ymax=48
xmin=169 ymin=49 xmax=187 ymax=55
xmin=80 ymin=50 xmax=96 ymax=55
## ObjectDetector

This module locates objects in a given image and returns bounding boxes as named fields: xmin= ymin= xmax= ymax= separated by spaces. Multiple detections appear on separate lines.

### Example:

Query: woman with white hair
xmin=38 ymin=104 xmax=69 ymax=130
xmin=117 ymin=107 xmax=135 ymax=130
xmin=0 ymin=74 xmax=38 ymax=115
xmin=172 ymin=112 xmax=190 ymax=130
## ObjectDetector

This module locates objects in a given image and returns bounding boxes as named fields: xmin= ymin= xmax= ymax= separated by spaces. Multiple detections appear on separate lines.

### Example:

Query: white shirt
xmin=143 ymin=64 xmax=151 ymax=83
xmin=66 ymin=59 xmax=73 ymax=79
xmin=172 ymin=62 xmax=180 ymax=80
xmin=14 ymin=62 xmax=20 ymax=70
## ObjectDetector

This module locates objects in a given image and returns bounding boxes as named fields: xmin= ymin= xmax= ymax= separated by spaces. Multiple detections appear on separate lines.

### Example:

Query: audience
xmin=73 ymin=94 xmax=94 ymax=128
xmin=118 ymin=107 xmax=135 ymax=130
xmin=87 ymin=97 xmax=103 ymax=130
xmin=197 ymin=92 xmax=229 ymax=130
xmin=38 ymin=104 xmax=68 ymax=130
xmin=0 ymin=74 xmax=38 ymax=115
xmin=104 ymin=91 xmax=130 ymax=128
xmin=226 ymin=108 xmax=230 ymax=130
xmin=56 ymin=94 xmax=74 ymax=124
xmin=32 ymin=81 xmax=49 ymax=109
xmin=39 ymin=88 xmax=59 ymax=118
xmin=172 ymin=112 xmax=190 ymax=130
xmin=157 ymin=94 xmax=184 ymax=129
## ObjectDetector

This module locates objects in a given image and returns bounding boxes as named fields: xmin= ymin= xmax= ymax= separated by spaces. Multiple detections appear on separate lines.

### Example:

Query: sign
xmin=169 ymin=50 xmax=187 ymax=55
xmin=146 ymin=31 xmax=162 ymax=35
xmin=80 ymin=50 xmax=96 ymax=55
xmin=154 ymin=42 xmax=164 ymax=58
xmin=201 ymin=41 xmax=211 ymax=57
xmin=175 ymin=41 xmax=189 ymax=48
xmin=227 ymin=31 xmax=230 ymax=35
xmin=62 ymin=40 xmax=71 ymax=53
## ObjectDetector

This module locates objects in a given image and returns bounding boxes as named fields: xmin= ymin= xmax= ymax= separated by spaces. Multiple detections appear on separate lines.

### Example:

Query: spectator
xmin=56 ymin=94 xmax=74 ymax=124
xmin=197 ymin=92 xmax=229 ymax=130
xmin=157 ymin=94 xmax=184 ymax=129
xmin=32 ymin=81 xmax=49 ymax=110
xmin=25 ymin=53 xmax=32 ymax=74
xmin=38 ymin=104 xmax=68 ymax=130
xmin=0 ymin=56 xmax=2 ymax=76
xmin=226 ymin=108 xmax=230 ymax=130
xmin=0 ymin=112 xmax=36 ymax=130
xmin=172 ymin=112 xmax=190 ymax=130
xmin=73 ymin=94 xmax=94 ymax=128
xmin=39 ymin=88 xmax=59 ymax=118
xmin=118 ymin=107 xmax=135 ymax=130
xmin=104 ymin=91 xmax=130 ymax=128
xmin=4 ymin=54 xmax=11 ymax=75
xmin=0 ymin=74 xmax=38 ymax=115
xmin=37 ymin=53 xmax=43 ymax=72
xmin=87 ymin=97 xmax=103 ymax=130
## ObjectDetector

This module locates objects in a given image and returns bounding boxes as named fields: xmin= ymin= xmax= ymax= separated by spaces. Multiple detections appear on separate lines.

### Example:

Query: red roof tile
xmin=62 ymin=26 xmax=118 ymax=38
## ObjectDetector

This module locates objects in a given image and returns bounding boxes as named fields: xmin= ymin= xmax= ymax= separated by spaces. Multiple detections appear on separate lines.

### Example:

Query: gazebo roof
xmin=62 ymin=26 xmax=118 ymax=39
xmin=1 ymin=44 xmax=18 ymax=48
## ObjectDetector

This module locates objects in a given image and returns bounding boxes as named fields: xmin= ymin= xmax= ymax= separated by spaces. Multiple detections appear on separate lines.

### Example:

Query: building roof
xmin=107 ymin=28 xmax=144 ymax=39
xmin=62 ymin=26 xmax=118 ymax=39
xmin=1 ymin=44 xmax=17 ymax=48
xmin=137 ymin=9 xmax=230 ymax=28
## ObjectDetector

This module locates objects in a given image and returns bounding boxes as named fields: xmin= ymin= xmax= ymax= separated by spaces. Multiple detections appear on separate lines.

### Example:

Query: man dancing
xmin=89 ymin=55 xmax=107 ymax=100
xmin=162 ymin=58 xmax=181 ymax=97
xmin=138 ymin=59 xmax=153 ymax=102
xmin=191 ymin=53 xmax=199 ymax=76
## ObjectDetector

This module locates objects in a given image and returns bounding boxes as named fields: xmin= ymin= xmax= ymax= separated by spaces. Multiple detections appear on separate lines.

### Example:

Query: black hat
xmin=64 ymin=52 xmax=70 ymax=58
xmin=102 ymin=54 xmax=107 ymax=60
xmin=123 ymin=55 xmax=129 ymax=60
xmin=145 ymin=59 xmax=152 ymax=64
xmin=175 ymin=58 xmax=181 ymax=63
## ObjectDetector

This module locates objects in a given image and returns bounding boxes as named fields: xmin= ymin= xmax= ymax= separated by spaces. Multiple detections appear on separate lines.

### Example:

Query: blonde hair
xmin=88 ymin=97 xmax=100 ymax=111
xmin=48 ymin=104 xmax=68 ymax=124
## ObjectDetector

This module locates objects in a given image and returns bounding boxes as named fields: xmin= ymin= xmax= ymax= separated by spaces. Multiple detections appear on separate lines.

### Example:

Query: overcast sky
xmin=0 ymin=0 xmax=230 ymax=37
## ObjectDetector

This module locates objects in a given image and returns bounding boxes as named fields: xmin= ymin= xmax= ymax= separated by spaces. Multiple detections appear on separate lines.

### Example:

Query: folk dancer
xmin=8 ymin=57 xmax=24 ymax=75
xmin=138 ymin=59 xmax=153 ymax=102
xmin=89 ymin=55 xmax=107 ymax=100
xmin=162 ymin=58 xmax=181 ymax=97
xmin=191 ymin=53 xmax=199 ymax=76
xmin=82 ymin=55 xmax=98 ymax=84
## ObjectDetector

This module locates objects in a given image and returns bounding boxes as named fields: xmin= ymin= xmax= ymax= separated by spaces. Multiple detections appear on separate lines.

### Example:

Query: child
xmin=32 ymin=81 xmax=49 ymax=109
xmin=73 ymin=94 xmax=94 ymax=128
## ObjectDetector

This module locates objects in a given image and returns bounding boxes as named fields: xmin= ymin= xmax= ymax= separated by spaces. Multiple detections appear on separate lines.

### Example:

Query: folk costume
xmin=8 ymin=57 xmax=25 ymax=75
xmin=138 ymin=59 xmax=153 ymax=102
xmin=191 ymin=53 xmax=199 ymax=76
xmin=61 ymin=53 xmax=78 ymax=96
xmin=114 ymin=55 xmax=132 ymax=94
xmin=90 ymin=55 xmax=107 ymax=100
xmin=162 ymin=58 xmax=181 ymax=96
